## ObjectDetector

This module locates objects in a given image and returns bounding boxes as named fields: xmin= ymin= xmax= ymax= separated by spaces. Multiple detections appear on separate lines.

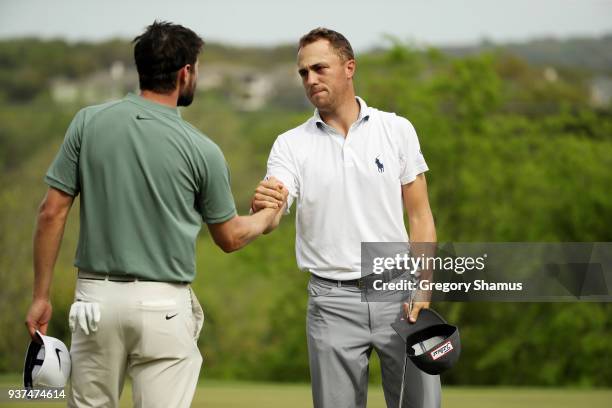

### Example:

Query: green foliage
xmin=443 ymin=33 xmax=612 ymax=75
xmin=0 ymin=100 xmax=75 ymax=171
xmin=0 ymin=39 xmax=611 ymax=387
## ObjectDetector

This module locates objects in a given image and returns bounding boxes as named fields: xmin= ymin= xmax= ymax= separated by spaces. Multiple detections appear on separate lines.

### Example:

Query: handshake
xmin=206 ymin=176 xmax=289 ymax=253
xmin=251 ymin=176 xmax=288 ymax=213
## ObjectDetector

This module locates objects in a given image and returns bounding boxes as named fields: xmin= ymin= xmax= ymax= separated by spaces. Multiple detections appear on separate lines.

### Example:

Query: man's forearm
xmin=409 ymin=214 xmax=436 ymax=303
xmin=223 ymin=208 xmax=281 ymax=252
xmin=408 ymin=211 xmax=436 ymax=243
xmin=33 ymin=214 xmax=68 ymax=300
xmin=263 ymin=203 xmax=286 ymax=234
xmin=239 ymin=208 xmax=279 ymax=244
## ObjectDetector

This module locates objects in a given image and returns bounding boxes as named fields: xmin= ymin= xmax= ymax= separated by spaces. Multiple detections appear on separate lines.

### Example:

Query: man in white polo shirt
xmin=252 ymin=28 xmax=440 ymax=408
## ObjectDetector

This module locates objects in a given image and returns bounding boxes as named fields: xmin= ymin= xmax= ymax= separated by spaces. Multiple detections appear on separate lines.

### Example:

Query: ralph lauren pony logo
xmin=375 ymin=156 xmax=384 ymax=173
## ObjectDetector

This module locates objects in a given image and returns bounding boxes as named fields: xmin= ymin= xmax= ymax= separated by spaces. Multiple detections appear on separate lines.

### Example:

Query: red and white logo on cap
xmin=430 ymin=341 xmax=453 ymax=360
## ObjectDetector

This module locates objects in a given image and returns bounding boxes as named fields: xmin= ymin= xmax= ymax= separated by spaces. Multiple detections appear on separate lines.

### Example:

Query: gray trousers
xmin=307 ymin=275 xmax=441 ymax=408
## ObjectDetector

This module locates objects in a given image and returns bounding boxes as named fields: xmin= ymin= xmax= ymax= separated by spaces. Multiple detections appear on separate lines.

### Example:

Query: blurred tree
xmin=0 ymin=39 xmax=610 ymax=387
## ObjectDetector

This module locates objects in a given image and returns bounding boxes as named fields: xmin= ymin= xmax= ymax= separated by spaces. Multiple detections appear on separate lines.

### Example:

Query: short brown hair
xmin=298 ymin=27 xmax=354 ymax=61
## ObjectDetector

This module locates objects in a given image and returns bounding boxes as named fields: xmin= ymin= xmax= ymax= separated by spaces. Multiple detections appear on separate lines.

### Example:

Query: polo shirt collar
xmin=125 ymin=92 xmax=182 ymax=118
xmin=355 ymin=96 xmax=371 ymax=122
xmin=314 ymin=96 xmax=371 ymax=128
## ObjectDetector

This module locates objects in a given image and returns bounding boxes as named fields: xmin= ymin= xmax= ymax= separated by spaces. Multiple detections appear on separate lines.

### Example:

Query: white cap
xmin=23 ymin=330 xmax=71 ymax=388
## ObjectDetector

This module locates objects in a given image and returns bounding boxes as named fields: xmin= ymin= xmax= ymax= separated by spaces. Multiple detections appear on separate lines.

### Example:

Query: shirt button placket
xmin=344 ymin=128 xmax=355 ymax=168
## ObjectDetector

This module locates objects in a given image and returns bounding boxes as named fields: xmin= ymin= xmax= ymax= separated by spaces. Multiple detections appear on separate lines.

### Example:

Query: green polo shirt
xmin=45 ymin=93 xmax=236 ymax=282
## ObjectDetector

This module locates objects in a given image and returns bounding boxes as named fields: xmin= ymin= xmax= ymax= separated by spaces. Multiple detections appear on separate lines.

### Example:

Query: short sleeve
xmin=265 ymin=136 xmax=299 ymax=211
xmin=397 ymin=118 xmax=429 ymax=185
xmin=197 ymin=144 xmax=237 ymax=224
xmin=44 ymin=109 xmax=85 ymax=196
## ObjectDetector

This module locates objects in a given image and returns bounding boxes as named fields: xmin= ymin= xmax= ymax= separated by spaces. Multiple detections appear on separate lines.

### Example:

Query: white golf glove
xmin=68 ymin=301 xmax=101 ymax=335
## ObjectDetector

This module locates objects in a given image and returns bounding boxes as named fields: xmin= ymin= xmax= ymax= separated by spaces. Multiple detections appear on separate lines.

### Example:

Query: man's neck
xmin=319 ymin=92 xmax=360 ymax=137
xmin=140 ymin=89 xmax=179 ymax=108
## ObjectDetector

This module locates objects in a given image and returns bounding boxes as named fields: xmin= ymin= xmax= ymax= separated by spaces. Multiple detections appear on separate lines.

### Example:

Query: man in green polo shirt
xmin=24 ymin=21 xmax=286 ymax=408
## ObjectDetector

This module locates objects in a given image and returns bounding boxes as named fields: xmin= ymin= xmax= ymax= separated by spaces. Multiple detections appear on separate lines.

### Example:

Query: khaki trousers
xmin=67 ymin=277 xmax=204 ymax=408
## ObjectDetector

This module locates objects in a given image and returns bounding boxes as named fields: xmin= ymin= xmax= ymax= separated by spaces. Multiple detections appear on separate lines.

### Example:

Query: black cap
xmin=391 ymin=308 xmax=461 ymax=375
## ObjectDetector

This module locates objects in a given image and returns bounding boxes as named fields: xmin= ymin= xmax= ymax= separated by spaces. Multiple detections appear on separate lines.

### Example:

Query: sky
xmin=1 ymin=0 xmax=611 ymax=50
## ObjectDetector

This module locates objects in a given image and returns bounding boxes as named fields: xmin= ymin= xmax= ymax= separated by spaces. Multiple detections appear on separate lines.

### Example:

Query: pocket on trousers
xmin=189 ymin=287 xmax=204 ymax=341
xmin=138 ymin=297 xmax=190 ymax=358
xmin=139 ymin=299 xmax=177 ymax=308
xmin=307 ymin=278 xmax=334 ymax=297
xmin=74 ymin=278 xmax=102 ymax=303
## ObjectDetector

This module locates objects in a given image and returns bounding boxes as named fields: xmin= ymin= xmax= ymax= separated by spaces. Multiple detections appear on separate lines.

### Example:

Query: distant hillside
xmin=441 ymin=34 xmax=612 ymax=74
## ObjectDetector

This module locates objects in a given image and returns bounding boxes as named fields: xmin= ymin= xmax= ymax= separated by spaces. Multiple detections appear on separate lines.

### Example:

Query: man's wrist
xmin=32 ymin=292 xmax=50 ymax=302
xmin=414 ymin=288 xmax=432 ymax=303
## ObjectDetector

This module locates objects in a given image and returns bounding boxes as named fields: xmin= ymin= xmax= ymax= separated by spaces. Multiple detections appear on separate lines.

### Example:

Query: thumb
xmin=402 ymin=302 xmax=410 ymax=321
xmin=25 ymin=321 xmax=37 ymax=340
xmin=409 ymin=305 xmax=420 ymax=323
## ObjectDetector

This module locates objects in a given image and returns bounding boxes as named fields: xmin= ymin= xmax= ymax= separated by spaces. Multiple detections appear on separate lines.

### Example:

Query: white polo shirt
xmin=266 ymin=97 xmax=428 ymax=280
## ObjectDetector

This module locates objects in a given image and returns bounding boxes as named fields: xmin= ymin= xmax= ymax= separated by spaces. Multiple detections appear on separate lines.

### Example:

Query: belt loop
xmin=104 ymin=275 xmax=109 ymax=282
xmin=337 ymin=280 xmax=341 ymax=288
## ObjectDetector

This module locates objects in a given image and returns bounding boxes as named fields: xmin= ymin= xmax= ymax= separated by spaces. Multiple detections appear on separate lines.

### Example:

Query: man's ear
xmin=345 ymin=59 xmax=356 ymax=79
xmin=177 ymin=64 xmax=190 ymax=86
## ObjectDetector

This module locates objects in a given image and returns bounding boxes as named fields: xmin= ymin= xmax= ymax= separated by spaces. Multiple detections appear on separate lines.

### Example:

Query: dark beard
xmin=177 ymin=88 xmax=195 ymax=107
xmin=177 ymin=77 xmax=196 ymax=107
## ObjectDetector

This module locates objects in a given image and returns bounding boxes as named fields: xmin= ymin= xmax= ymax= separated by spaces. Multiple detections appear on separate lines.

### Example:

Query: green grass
xmin=0 ymin=375 xmax=610 ymax=407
